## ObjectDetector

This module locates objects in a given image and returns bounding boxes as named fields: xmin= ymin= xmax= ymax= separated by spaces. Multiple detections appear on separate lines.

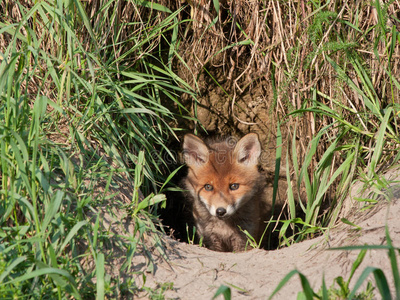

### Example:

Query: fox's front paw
xmin=206 ymin=235 xmax=225 ymax=252
xmin=231 ymin=236 xmax=248 ymax=252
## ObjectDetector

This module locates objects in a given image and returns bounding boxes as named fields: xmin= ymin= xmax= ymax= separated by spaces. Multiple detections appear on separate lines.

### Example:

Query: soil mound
xmin=102 ymin=169 xmax=400 ymax=299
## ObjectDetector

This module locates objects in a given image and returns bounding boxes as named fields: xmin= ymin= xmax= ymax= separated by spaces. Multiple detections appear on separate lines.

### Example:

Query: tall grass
xmin=154 ymin=0 xmax=400 ymax=248
xmin=269 ymin=0 xmax=400 ymax=246
xmin=0 ymin=0 xmax=192 ymax=298
xmin=268 ymin=228 xmax=400 ymax=300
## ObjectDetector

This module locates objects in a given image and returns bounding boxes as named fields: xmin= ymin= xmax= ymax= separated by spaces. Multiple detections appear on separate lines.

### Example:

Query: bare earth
xmin=102 ymin=169 xmax=400 ymax=299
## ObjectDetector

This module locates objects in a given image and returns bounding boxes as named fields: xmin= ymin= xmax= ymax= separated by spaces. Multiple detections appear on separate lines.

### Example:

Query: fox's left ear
xmin=234 ymin=133 xmax=261 ymax=166
xmin=182 ymin=134 xmax=209 ymax=167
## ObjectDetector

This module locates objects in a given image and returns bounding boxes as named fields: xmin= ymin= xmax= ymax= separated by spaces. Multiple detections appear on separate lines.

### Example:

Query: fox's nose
xmin=216 ymin=207 xmax=226 ymax=217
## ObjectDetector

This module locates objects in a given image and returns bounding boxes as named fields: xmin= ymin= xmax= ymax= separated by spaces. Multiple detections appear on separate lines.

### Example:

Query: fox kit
xmin=182 ymin=133 xmax=267 ymax=252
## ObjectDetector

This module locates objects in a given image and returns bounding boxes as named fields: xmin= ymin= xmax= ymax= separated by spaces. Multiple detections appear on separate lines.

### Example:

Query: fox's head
xmin=183 ymin=133 xmax=263 ymax=218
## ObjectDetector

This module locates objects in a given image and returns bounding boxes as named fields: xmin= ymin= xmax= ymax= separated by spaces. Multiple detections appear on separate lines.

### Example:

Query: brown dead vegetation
xmin=172 ymin=0 xmax=400 ymax=106
xmin=171 ymin=1 xmax=399 ymax=144
xmin=163 ymin=0 xmax=400 ymax=210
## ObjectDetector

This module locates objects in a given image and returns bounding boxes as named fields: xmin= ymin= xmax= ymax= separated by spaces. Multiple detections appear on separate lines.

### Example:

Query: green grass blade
xmin=58 ymin=221 xmax=88 ymax=255
xmin=321 ymin=275 xmax=328 ymax=300
xmin=268 ymin=269 xmax=315 ymax=300
xmin=286 ymin=150 xmax=296 ymax=219
xmin=298 ymin=272 xmax=314 ymax=300
xmin=212 ymin=285 xmax=231 ymax=300
xmin=272 ymin=120 xmax=283 ymax=215
xmin=373 ymin=269 xmax=392 ymax=300
xmin=41 ymin=190 xmax=64 ymax=234
xmin=349 ymin=249 xmax=367 ymax=282
xmin=348 ymin=266 xmax=391 ymax=300
xmin=0 ymin=256 xmax=27 ymax=283
xmin=2 ymin=267 xmax=75 ymax=286
xmin=96 ymin=252 xmax=105 ymax=300
xmin=386 ymin=227 xmax=400 ymax=299
xmin=326 ymin=55 xmax=380 ymax=117
xmin=368 ymin=107 xmax=392 ymax=178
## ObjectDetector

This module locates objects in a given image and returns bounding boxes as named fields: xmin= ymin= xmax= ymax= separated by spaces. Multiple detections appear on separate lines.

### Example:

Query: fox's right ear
xmin=234 ymin=133 xmax=261 ymax=166
xmin=183 ymin=134 xmax=209 ymax=166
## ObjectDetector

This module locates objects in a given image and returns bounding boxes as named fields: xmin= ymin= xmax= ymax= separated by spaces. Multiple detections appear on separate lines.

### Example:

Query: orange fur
xmin=182 ymin=133 xmax=268 ymax=252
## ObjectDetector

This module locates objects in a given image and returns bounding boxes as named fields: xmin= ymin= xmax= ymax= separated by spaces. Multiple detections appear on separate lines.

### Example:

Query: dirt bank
xmin=101 ymin=169 xmax=400 ymax=299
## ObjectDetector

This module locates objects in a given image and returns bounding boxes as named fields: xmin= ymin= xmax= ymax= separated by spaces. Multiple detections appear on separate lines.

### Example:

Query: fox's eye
xmin=229 ymin=183 xmax=239 ymax=190
xmin=204 ymin=184 xmax=213 ymax=191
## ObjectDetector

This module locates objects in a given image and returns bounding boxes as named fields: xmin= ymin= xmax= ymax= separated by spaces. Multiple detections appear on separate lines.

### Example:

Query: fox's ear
xmin=234 ymin=133 xmax=261 ymax=165
xmin=183 ymin=134 xmax=209 ymax=166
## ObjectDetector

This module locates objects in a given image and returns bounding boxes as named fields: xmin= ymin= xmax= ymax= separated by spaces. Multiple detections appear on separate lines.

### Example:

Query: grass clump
xmin=268 ymin=228 xmax=400 ymax=300
xmin=263 ymin=0 xmax=400 ymax=247
xmin=0 ymin=0 xmax=192 ymax=298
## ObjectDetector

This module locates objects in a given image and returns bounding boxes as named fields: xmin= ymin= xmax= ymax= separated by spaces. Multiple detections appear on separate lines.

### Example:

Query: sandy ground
xmin=101 ymin=169 xmax=400 ymax=299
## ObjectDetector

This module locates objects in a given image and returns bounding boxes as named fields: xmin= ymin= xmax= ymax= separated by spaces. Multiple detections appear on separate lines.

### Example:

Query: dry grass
xmin=166 ymin=0 xmax=400 ymax=192
xmin=170 ymin=1 xmax=399 ymax=141
xmin=3 ymin=0 xmax=398 ymax=132
xmin=172 ymin=1 xmax=400 ymax=102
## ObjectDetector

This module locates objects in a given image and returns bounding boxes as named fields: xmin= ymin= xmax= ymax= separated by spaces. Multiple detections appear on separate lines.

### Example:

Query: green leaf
xmin=340 ymin=218 xmax=361 ymax=231
xmin=368 ymin=107 xmax=393 ymax=178
xmin=96 ymin=253 xmax=105 ymax=300
xmin=213 ymin=285 xmax=231 ymax=300
xmin=41 ymin=190 xmax=64 ymax=234
xmin=0 ymin=256 xmax=27 ymax=283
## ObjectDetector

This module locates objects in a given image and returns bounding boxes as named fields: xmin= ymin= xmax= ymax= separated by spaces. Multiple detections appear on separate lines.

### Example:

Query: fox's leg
xmin=204 ymin=233 xmax=226 ymax=252
xmin=230 ymin=234 xmax=248 ymax=252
